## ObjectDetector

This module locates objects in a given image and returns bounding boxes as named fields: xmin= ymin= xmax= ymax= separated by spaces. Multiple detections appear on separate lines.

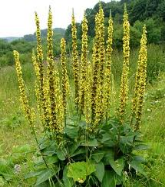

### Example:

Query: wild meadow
xmin=0 ymin=3 xmax=165 ymax=187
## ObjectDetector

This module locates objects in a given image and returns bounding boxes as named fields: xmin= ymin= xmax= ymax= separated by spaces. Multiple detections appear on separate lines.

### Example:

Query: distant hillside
xmin=0 ymin=37 xmax=21 ymax=42
xmin=24 ymin=28 xmax=66 ymax=42
xmin=1 ymin=28 xmax=65 ymax=43
xmin=65 ymin=0 xmax=165 ymax=48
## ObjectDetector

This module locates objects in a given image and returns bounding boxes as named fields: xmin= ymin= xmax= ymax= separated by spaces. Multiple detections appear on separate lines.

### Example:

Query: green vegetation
xmin=65 ymin=0 xmax=165 ymax=49
xmin=0 ymin=28 xmax=65 ymax=66
xmin=0 ymin=55 xmax=165 ymax=187
xmin=0 ymin=0 xmax=165 ymax=186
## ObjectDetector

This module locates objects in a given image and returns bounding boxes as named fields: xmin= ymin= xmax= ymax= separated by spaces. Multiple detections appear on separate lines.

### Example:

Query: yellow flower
xmin=79 ymin=14 xmax=88 ymax=113
xmin=93 ymin=4 xmax=106 ymax=125
xmin=119 ymin=4 xmax=130 ymax=122
xmin=103 ymin=12 xmax=113 ymax=119
xmin=14 ymin=50 xmax=33 ymax=126
xmin=46 ymin=7 xmax=64 ymax=133
xmin=71 ymin=9 xmax=79 ymax=108
xmin=60 ymin=38 xmax=70 ymax=122
xmin=84 ymin=61 xmax=92 ymax=125
xmin=35 ymin=12 xmax=45 ymax=121
xmin=91 ymin=12 xmax=100 ymax=124
xmin=132 ymin=25 xmax=147 ymax=130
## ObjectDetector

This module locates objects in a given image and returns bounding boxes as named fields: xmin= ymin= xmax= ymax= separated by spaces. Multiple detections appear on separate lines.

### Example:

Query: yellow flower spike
xmin=32 ymin=50 xmax=40 ymax=80
xmin=14 ymin=50 xmax=33 ymax=126
xmin=84 ymin=61 xmax=92 ymax=126
xmin=35 ymin=12 xmax=45 ymax=120
xmin=103 ymin=11 xmax=113 ymax=119
xmin=132 ymin=26 xmax=147 ymax=130
xmin=60 ymin=38 xmax=70 ymax=123
xmin=71 ymin=9 xmax=79 ymax=109
xmin=93 ymin=4 xmax=106 ymax=125
xmin=79 ymin=13 xmax=88 ymax=113
xmin=47 ymin=6 xmax=54 ymax=61
xmin=98 ymin=3 xmax=105 ymax=87
xmin=46 ymin=6 xmax=64 ymax=133
xmin=91 ymin=13 xmax=100 ymax=123
xmin=119 ymin=4 xmax=130 ymax=122
xmin=54 ymin=70 xmax=64 ymax=133
xmin=46 ymin=6 xmax=56 ymax=129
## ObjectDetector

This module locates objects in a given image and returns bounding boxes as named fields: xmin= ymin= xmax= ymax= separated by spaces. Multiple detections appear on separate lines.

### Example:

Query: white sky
xmin=0 ymin=0 xmax=111 ymax=37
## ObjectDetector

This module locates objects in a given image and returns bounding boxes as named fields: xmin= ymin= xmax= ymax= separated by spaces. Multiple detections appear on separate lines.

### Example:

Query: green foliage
xmin=63 ymin=0 xmax=165 ymax=49
xmin=0 ymin=144 xmax=34 ymax=185
xmin=25 ymin=118 xmax=148 ymax=186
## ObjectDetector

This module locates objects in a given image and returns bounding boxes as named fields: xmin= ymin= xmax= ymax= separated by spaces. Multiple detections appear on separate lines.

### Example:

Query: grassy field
xmin=0 ymin=46 xmax=165 ymax=186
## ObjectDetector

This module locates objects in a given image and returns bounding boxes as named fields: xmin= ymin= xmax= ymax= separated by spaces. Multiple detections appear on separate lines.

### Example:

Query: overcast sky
xmin=0 ymin=0 xmax=112 ymax=37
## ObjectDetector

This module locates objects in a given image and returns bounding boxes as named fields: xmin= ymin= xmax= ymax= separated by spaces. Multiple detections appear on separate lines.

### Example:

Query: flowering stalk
xmin=71 ymin=9 xmax=79 ymax=109
xmin=46 ymin=7 xmax=64 ymax=134
xmin=119 ymin=4 xmax=130 ymax=122
xmin=60 ymin=38 xmax=70 ymax=125
xmin=14 ymin=50 xmax=49 ymax=167
xmin=131 ymin=26 xmax=147 ymax=130
xmin=35 ymin=12 xmax=45 ymax=118
xmin=98 ymin=3 xmax=105 ymax=87
xmin=103 ymin=11 xmax=113 ymax=119
xmin=84 ymin=62 xmax=92 ymax=126
xmin=14 ymin=50 xmax=33 ymax=125
xmin=92 ymin=4 xmax=106 ymax=125
xmin=79 ymin=14 xmax=88 ymax=113
xmin=91 ymin=13 xmax=100 ymax=124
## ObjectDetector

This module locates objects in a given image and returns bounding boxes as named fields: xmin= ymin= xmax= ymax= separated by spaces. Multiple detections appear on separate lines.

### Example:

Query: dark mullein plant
xmin=103 ymin=11 xmax=113 ymax=120
xmin=14 ymin=4 xmax=149 ymax=187
xmin=79 ymin=13 xmax=88 ymax=114
xmin=131 ymin=25 xmax=147 ymax=130
xmin=118 ymin=4 xmax=130 ymax=122
xmin=71 ymin=9 xmax=79 ymax=109
xmin=60 ymin=37 xmax=70 ymax=125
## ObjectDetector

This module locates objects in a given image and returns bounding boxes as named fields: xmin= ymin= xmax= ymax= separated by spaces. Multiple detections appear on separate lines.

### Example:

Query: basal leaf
xmin=82 ymin=139 xmax=98 ymax=147
xmin=92 ymin=150 xmax=105 ymax=163
xmin=64 ymin=125 xmax=79 ymax=139
xmin=134 ymin=144 xmax=149 ymax=151
xmin=35 ymin=167 xmax=59 ymax=186
xmin=67 ymin=161 xmax=96 ymax=183
xmin=109 ymin=158 xmax=124 ymax=176
xmin=63 ymin=166 xmax=74 ymax=187
xmin=101 ymin=170 xmax=115 ymax=187
xmin=94 ymin=162 xmax=105 ymax=182
xmin=56 ymin=149 xmax=66 ymax=161
xmin=129 ymin=160 xmax=146 ymax=176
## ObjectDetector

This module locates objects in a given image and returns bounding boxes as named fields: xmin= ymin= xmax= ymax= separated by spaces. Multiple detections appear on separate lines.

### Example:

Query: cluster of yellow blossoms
xmin=14 ymin=4 xmax=147 ymax=137
xmin=71 ymin=10 xmax=79 ymax=108
xmin=119 ymin=4 xmax=130 ymax=122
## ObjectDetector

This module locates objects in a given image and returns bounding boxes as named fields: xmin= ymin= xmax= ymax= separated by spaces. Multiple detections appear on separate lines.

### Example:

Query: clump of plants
xmin=14 ymin=4 xmax=148 ymax=187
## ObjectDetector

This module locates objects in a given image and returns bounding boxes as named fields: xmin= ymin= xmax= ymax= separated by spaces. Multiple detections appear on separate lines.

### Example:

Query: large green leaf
xmin=134 ymin=144 xmax=149 ymax=151
xmin=67 ymin=161 xmax=96 ymax=183
xmin=63 ymin=166 xmax=74 ymax=187
xmin=103 ymin=150 xmax=114 ymax=165
xmin=129 ymin=160 xmax=146 ymax=176
xmin=64 ymin=125 xmax=79 ymax=139
xmin=35 ymin=167 xmax=59 ymax=186
xmin=94 ymin=162 xmax=105 ymax=182
xmin=25 ymin=170 xmax=46 ymax=179
xmin=101 ymin=170 xmax=115 ymax=187
xmin=35 ymin=155 xmax=58 ymax=167
xmin=56 ymin=149 xmax=66 ymax=161
xmin=109 ymin=157 xmax=124 ymax=176
xmin=82 ymin=139 xmax=98 ymax=147
xmin=92 ymin=150 xmax=105 ymax=163
xmin=70 ymin=147 xmax=85 ymax=157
